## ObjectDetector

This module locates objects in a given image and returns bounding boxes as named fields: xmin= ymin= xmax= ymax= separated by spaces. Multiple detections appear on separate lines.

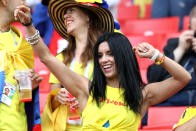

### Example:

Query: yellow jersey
xmin=173 ymin=107 xmax=196 ymax=130
xmin=42 ymin=53 xmax=93 ymax=131
xmin=82 ymin=85 xmax=141 ymax=130
xmin=0 ymin=26 xmax=34 ymax=131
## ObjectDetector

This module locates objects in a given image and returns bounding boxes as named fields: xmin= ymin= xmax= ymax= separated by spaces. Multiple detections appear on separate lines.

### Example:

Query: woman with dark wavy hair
xmin=91 ymin=32 xmax=144 ymax=114
xmin=12 ymin=4 xmax=192 ymax=128
xmin=18 ymin=20 xmax=191 ymax=129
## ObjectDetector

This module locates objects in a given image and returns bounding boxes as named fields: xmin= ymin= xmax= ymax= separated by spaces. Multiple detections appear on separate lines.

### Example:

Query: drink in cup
xmin=15 ymin=69 xmax=32 ymax=102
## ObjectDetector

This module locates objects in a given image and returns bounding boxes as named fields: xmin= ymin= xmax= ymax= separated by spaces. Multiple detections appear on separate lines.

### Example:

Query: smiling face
xmin=63 ymin=6 xmax=89 ymax=35
xmin=5 ymin=88 xmax=9 ymax=96
xmin=98 ymin=41 xmax=117 ymax=79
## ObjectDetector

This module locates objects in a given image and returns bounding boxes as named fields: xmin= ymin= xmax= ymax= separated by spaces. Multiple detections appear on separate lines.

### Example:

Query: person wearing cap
xmin=25 ymin=0 xmax=117 ymax=130
xmin=0 ymin=0 xmax=42 ymax=130
xmin=142 ymin=6 xmax=196 ymax=126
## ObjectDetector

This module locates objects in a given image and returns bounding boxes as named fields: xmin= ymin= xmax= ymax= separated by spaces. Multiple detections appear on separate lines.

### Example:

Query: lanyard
xmin=184 ymin=58 xmax=190 ymax=69
xmin=11 ymin=29 xmax=18 ymax=46
xmin=69 ymin=58 xmax=91 ymax=78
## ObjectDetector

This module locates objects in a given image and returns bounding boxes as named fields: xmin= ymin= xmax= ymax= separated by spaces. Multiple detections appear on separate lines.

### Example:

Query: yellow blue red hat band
xmin=79 ymin=2 xmax=98 ymax=7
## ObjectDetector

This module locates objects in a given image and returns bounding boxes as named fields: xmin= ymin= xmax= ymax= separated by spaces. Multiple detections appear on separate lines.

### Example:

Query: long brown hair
xmin=62 ymin=7 xmax=104 ymax=67
xmin=189 ymin=6 xmax=196 ymax=27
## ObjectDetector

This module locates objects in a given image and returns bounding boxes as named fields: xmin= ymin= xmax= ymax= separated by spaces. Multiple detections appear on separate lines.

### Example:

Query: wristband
xmin=21 ymin=18 xmax=32 ymax=26
xmin=155 ymin=54 xmax=165 ymax=65
xmin=150 ymin=49 xmax=160 ymax=61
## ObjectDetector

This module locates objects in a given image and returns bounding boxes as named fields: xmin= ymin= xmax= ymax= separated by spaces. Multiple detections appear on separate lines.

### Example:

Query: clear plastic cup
xmin=15 ymin=69 xmax=32 ymax=102
xmin=68 ymin=107 xmax=81 ymax=120
xmin=67 ymin=93 xmax=81 ymax=120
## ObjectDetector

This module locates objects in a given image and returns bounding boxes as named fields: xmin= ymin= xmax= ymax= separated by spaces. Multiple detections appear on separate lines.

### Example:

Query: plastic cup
xmin=67 ymin=93 xmax=81 ymax=120
xmin=15 ymin=69 xmax=32 ymax=102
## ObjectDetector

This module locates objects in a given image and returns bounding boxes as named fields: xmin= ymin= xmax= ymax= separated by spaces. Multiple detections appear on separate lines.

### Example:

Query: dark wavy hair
xmin=90 ymin=32 xmax=144 ymax=114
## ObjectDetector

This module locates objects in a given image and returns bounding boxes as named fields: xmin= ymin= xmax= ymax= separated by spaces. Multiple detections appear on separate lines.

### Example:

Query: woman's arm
xmin=14 ymin=4 xmax=89 ymax=106
xmin=144 ymin=55 xmax=191 ymax=106
xmin=134 ymin=42 xmax=191 ymax=109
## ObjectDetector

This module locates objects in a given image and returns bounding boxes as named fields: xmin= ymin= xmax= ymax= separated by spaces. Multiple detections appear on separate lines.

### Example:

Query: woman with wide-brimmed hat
xmin=15 ymin=0 xmax=191 ymax=130
xmin=14 ymin=0 xmax=117 ymax=130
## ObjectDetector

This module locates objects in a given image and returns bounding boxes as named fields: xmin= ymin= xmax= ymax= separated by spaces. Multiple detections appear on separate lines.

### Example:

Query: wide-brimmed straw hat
xmin=48 ymin=0 xmax=115 ymax=40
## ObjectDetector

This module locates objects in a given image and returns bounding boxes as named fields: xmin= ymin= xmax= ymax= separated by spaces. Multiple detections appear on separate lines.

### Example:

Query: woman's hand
xmin=14 ymin=2 xmax=32 ymax=25
xmin=54 ymin=88 xmax=69 ymax=105
xmin=133 ymin=42 xmax=156 ymax=59
xmin=178 ymin=30 xmax=194 ymax=52
xmin=29 ymin=69 xmax=43 ymax=90
xmin=54 ymin=88 xmax=79 ymax=109
xmin=69 ymin=97 xmax=79 ymax=109
xmin=192 ymin=38 xmax=196 ymax=52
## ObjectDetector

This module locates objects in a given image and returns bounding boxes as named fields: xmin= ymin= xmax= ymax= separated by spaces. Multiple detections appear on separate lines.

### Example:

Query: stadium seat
xmin=142 ymin=106 xmax=187 ymax=130
xmin=127 ymin=35 xmax=164 ymax=76
xmin=34 ymin=57 xmax=50 ymax=93
xmin=117 ymin=5 xmax=139 ymax=23
xmin=127 ymin=35 xmax=165 ymax=84
xmin=128 ymin=34 xmax=165 ymax=51
xmin=118 ymin=0 xmax=133 ymax=7
xmin=183 ymin=16 xmax=189 ymax=31
xmin=144 ymin=4 xmax=152 ymax=19
xmin=123 ymin=17 xmax=180 ymax=36
xmin=140 ymin=69 xmax=148 ymax=84
xmin=162 ymin=32 xmax=181 ymax=47
xmin=117 ymin=5 xmax=140 ymax=32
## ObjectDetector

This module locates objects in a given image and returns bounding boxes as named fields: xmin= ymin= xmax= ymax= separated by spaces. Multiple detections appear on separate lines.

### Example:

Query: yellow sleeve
xmin=41 ymin=89 xmax=68 ymax=131
xmin=49 ymin=53 xmax=64 ymax=84
xmin=173 ymin=107 xmax=196 ymax=130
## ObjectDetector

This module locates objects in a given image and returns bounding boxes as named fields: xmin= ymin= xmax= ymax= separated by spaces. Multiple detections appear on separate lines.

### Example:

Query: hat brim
xmin=48 ymin=0 xmax=114 ymax=40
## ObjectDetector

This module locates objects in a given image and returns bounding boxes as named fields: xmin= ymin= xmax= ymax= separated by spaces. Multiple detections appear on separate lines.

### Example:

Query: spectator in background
xmin=26 ymin=0 xmax=40 ymax=8
xmin=151 ymin=0 xmax=196 ymax=30
xmin=0 ymin=0 xmax=42 ymax=130
xmin=148 ymin=5 xmax=196 ymax=107
xmin=144 ymin=5 xmax=196 ymax=126
xmin=105 ymin=0 xmax=120 ymax=22
xmin=31 ymin=1 xmax=55 ymax=47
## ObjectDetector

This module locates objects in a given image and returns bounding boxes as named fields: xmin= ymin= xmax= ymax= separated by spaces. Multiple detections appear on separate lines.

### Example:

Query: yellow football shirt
xmin=49 ymin=53 xmax=94 ymax=131
xmin=0 ymin=28 xmax=28 ymax=131
xmin=173 ymin=107 xmax=196 ymax=130
xmin=82 ymin=85 xmax=141 ymax=130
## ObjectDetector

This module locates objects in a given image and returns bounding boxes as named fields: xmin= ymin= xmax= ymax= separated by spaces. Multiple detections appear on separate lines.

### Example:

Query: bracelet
xmin=26 ymin=30 xmax=40 ymax=41
xmin=150 ymin=49 xmax=160 ymax=61
xmin=26 ymin=30 xmax=40 ymax=45
xmin=21 ymin=18 xmax=32 ymax=26
xmin=155 ymin=54 xmax=165 ymax=65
